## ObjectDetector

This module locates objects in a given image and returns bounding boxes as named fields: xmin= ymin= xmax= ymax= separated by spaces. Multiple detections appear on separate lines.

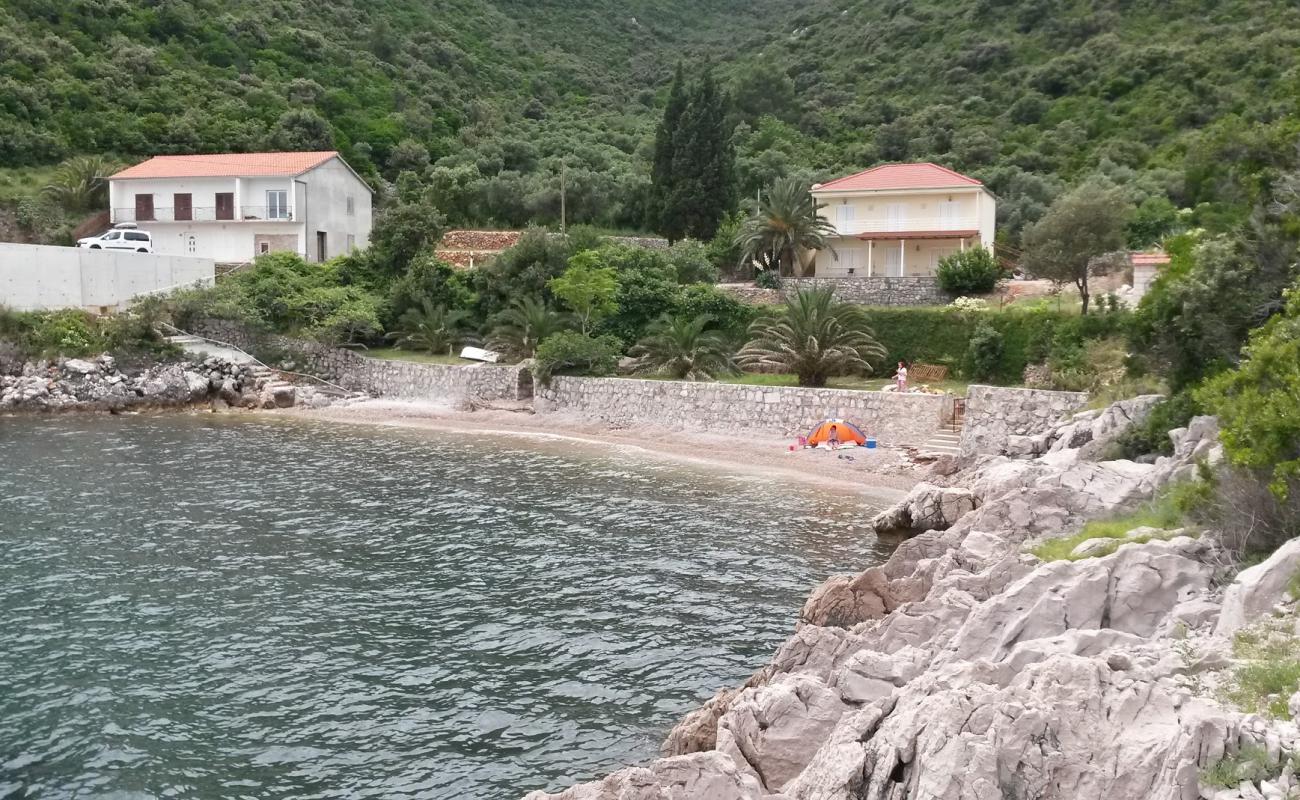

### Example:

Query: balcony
xmin=112 ymin=206 xmax=296 ymax=223
xmin=832 ymin=216 xmax=979 ymax=238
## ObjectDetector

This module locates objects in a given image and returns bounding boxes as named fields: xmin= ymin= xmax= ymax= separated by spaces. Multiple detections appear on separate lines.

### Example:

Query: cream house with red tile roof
xmin=810 ymin=162 xmax=995 ymax=278
xmin=107 ymin=151 xmax=372 ymax=264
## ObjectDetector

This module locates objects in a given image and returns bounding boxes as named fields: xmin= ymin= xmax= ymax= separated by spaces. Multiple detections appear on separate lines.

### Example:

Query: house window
xmin=267 ymin=190 xmax=289 ymax=219
xmin=259 ymin=241 xmax=271 ymax=255
xmin=346 ymin=234 xmax=356 ymax=253
xmin=134 ymin=194 xmax=154 ymax=221
xmin=835 ymin=205 xmax=855 ymax=224
xmin=346 ymin=195 xmax=355 ymax=216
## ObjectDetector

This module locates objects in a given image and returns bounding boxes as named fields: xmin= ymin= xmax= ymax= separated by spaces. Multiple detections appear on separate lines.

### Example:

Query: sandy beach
xmin=291 ymin=399 xmax=923 ymax=504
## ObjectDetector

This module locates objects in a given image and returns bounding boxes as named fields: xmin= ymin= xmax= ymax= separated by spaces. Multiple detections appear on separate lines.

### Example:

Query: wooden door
xmin=174 ymin=193 xmax=192 ymax=221
xmin=215 ymin=192 xmax=234 ymax=220
xmin=134 ymin=194 xmax=154 ymax=221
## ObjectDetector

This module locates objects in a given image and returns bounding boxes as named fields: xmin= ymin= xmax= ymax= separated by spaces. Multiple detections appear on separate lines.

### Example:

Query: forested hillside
xmin=5 ymin=0 xmax=1300 ymax=237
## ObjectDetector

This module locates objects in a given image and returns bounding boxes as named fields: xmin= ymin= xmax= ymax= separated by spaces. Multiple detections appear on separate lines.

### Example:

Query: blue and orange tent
xmin=804 ymin=419 xmax=868 ymax=447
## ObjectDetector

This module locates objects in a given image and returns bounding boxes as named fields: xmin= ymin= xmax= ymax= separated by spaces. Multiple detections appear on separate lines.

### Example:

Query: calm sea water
xmin=0 ymin=414 xmax=890 ymax=799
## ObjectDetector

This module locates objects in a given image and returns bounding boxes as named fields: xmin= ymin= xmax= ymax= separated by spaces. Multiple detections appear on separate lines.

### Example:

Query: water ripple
xmin=0 ymin=415 xmax=890 ymax=799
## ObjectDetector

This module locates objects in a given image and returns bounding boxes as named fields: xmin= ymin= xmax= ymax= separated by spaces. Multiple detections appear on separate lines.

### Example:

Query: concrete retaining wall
xmin=189 ymin=319 xmax=530 ymax=405
xmin=536 ymin=376 xmax=949 ymax=444
xmin=961 ymin=385 xmax=1089 ymax=454
xmin=0 ymin=243 xmax=214 ymax=312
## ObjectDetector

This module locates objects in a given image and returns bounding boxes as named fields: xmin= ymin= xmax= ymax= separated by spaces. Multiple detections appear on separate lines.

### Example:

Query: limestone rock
xmin=61 ymin=358 xmax=98 ymax=375
xmin=521 ymin=752 xmax=760 ymax=800
xmin=868 ymin=483 xmax=976 ymax=534
xmin=1214 ymin=537 xmax=1300 ymax=637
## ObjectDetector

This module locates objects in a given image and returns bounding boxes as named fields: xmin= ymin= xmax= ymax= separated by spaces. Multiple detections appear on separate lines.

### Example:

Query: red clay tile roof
xmin=1130 ymin=251 xmax=1171 ymax=266
xmin=813 ymin=162 xmax=983 ymax=192
xmin=111 ymin=151 xmax=340 ymax=180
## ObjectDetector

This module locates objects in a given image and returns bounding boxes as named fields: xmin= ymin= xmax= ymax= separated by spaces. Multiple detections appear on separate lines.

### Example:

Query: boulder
xmin=61 ymin=358 xmax=98 ymax=375
xmin=869 ymin=483 xmax=976 ymax=534
xmin=1214 ymin=537 xmax=1300 ymax=637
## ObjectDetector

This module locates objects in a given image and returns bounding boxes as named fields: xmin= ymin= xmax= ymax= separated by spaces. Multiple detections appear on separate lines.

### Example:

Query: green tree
xmin=648 ymin=63 xmax=688 ymax=236
xmin=630 ymin=313 xmax=734 ymax=380
xmin=386 ymin=299 xmax=479 ymax=355
xmin=736 ymin=177 xmax=837 ymax=277
xmin=533 ymin=331 xmax=622 ymax=383
xmin=1020 ymin=181 xmax=1132 ymax=314
xmin=42 ymin=155 xmax=119 ymax=214
xmin=486 ymin=296 xmax=571 ymax=359
xmin=266 ymin=108 xmax=335 ymax=151
xmin=737 ymin=287 xmax=887 ymax=387
xmin=1198 ymin=281 xmax=1300 ymax=498
xmin=937 ymin=247 xmax=1001 ymax=295
xmin=668 ymin=70 xmax=737 ymax=241
xmin=549 ymin=252 xmax=619 ymax=334
xmin=368 ymin=201 xmax=446 ymax=274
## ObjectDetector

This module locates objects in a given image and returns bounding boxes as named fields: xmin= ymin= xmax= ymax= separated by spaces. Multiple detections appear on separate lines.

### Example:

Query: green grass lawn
xmin=362 ymin=347 xmax=473 ymax=365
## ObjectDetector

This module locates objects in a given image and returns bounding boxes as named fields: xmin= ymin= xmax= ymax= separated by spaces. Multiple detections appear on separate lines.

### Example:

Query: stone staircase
xmin=917 ymin=401 xmax=966 ymax=457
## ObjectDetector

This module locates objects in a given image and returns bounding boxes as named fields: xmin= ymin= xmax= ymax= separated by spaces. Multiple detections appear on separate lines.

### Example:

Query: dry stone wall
xmin=189 ymin=320 xmax=530 ymax=406
xmin=536 ymin=376 xmax=948 ymax=444
xmin=960 ymin=384 xmax=1088 ymax=455
xmin=783 ymin=277 xmax=949 ymax=306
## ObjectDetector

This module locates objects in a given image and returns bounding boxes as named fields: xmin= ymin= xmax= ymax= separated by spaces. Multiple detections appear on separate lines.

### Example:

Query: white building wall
xmin=0 ymin=244 xmax=214 ymax=312
xmin=301 ymin=158 xmax=372 ymax=261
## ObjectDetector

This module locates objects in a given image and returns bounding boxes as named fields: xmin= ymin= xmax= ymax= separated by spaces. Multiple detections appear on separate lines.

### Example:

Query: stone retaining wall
xmin=189 ymin=320 xmax=530 ymax=405
xmin=719 ymin=277 xmax=949 ymax=307
xmin=783 ymin=277 xmax=949 ymax=306
xmin=536 ymin=376 xmax=949 ymax=444
xmin=960 ymin=384 xmax=1089 ymax=455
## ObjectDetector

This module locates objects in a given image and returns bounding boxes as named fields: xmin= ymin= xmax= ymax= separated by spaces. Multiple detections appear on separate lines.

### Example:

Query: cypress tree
xmin=648 ymin=64 xmax=688 ymax=239
xmin=668 ymin=70 xmax=737 ymax=242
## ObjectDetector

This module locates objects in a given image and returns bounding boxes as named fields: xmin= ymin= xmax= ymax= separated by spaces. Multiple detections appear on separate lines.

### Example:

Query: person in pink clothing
xmin=895 ymin=361 xmax=908 ymax=392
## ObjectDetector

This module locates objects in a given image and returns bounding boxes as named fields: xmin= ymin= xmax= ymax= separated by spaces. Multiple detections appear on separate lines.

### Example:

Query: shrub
xmin=965 ymin=322 xmax=1004 ymax=381
xmin=672 ymin=284 xmax=757 ymax=341
xmin=383 ymin=254 xmax=475 ymax=328
xmin=533 ymin=331 xmax=622 ymax=384
xmin=1117 ymin=389 xmax=1202 ymax=458
xmin=754 ymin=269 xmax=781 ymax=289
xmin=936 ymin=247 xmax=1001 ymax=295
xmin=1197 ymin=281 xmax=1300 ymax=498
xmin=664 ymin=238 xmax=718 ymax=284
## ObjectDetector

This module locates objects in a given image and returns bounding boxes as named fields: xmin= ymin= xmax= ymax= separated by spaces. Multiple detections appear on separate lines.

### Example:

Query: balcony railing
xmin=112 ymin=206 xmax=296 ymax=223
xmin=831 ymin=216 xmax=979 ymax=236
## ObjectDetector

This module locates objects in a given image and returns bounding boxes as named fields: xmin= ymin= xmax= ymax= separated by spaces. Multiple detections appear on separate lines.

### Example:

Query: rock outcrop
xmin=526 ymin=400 xmax=1300 ymax=800
xmin=0 ymin=352 xmax=345 ymax=413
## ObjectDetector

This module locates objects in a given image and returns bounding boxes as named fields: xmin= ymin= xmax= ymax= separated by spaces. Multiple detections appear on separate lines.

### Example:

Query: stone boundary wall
xmin=783 ymin=277 xmax=949 ymax=306
xmin=960 ymin=384 xmax=1089 ymax=455
xmin=535 ymin=376 xmax=950 ymax=444
xmin=188 ymin=320 xmax=530 ymax=405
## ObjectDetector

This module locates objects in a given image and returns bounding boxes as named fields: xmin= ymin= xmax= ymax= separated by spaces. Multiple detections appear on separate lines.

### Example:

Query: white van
xmin=77 ymin=224 xmax=154 ymax=253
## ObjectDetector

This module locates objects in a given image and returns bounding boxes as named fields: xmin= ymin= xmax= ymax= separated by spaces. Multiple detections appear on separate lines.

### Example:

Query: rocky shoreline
xmin=0 ymin=353 xmax=342 ymax=413
xmin=527 ymin=401 xmax=1300 ymax=800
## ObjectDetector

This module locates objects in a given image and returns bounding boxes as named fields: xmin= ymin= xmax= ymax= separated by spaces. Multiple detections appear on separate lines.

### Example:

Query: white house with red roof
xmin=107 ymin=151 xmax=372 ymax=264
xmin=809 ymin=162 xmax=995 ymax=278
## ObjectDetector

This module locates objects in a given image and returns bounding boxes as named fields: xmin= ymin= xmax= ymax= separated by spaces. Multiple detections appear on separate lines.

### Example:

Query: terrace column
xmin=899 ymin=239 xmax=906 ymax=277
xmin=867 ymin=240 xmax=874 ymax=277
xmin=961 ymin=238 xmax=966 ymax=252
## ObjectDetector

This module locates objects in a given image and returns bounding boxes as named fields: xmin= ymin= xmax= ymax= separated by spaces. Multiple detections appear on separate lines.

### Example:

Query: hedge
xmin=858 ymin=307 xmax=1133 ymax=383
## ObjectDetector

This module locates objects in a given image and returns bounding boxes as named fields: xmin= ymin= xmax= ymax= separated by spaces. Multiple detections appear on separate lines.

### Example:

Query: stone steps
xmin=918 ymin=428 xmax=963 ymax=456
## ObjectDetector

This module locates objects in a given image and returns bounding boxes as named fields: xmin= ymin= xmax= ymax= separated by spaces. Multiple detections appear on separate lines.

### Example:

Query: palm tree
xmin=42 ymin=155 xmax=120 ymax=214
xmin=630 ymin=314 xmax=735 ymax=381
xmin=735 ymin=177 xmax=838 ymax=278
xmin=737 ymin=286 xmax=887 ymax=387
xmin=387 ymin=299 xmax=480 ymax=355
xmin=486 ymin=296 xmax=572 ymax=359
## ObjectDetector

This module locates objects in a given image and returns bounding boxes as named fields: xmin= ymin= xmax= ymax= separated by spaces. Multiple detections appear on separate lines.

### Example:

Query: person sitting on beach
xmin=895 ymin=361 xmax=908 ymax=393
xmin=827 ymin=425 xmax=840 ymax=450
